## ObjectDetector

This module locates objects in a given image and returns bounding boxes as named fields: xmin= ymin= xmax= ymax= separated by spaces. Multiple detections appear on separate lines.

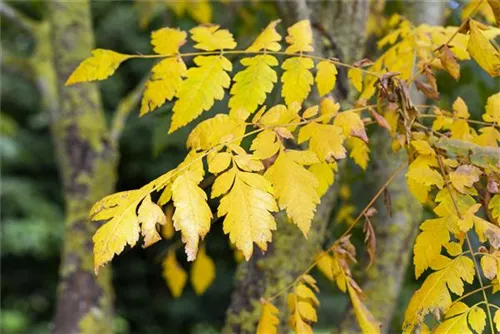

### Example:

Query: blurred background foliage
xmin=1 ymin=1 xmax=498 ymax=333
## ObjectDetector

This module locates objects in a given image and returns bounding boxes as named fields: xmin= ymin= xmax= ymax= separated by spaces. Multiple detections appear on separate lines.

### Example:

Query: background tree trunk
xmin=49 ymin=1 xmax=117 ymax=333
xmin=338 ymin=2 xmax=447 ymax=332
xmin=223 ymin=1 xmax=369 ymax=333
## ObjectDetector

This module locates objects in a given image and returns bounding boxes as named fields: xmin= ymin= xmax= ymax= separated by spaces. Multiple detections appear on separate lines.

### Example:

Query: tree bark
xmin=223 ymin=1 xmax=369 ymax=333
xmin=338 ymin=2 xmax=447 ymax=332
xmin=48 ymin=2 xmax=117 ymax=333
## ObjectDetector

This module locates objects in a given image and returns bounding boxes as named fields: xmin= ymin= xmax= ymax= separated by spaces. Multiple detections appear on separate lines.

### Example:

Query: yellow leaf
xmin=190 ymin=246 xmax=216 ymax=295
xmin=451 ymin=119 xmax=472 ymax=140
xmin=318 ymin=97 xmax=340 ymax=123
xmin=247 ymin=20 xmax=282 ymax=52
xmin=348 ymin=137 xmax=370 ymax=170
xmin=480 ymin=255 xmax=497 ymax=279
xmin=218 ymin=171 xmax=278 ymax=260
xmin=285 ymin=149 xmax=320 ymax=165
xmin=208 ymin=152 xmax=232 ymax=174
xmin=172 ymin=172 xmax=212 ymax=261
xmin=162 ymin=250 xmax=187 ymax=298
xmin=303 ymin=106 xmax=319 ymax=119
xmin=257 ymin=302 xmax=280 ymax=334
xmin=468 ymin=306 xmax=486 ymax=334
xmin=316 ymin=252 xmax=335 ymax=280
xmin=298 ymin=123 xmax=346 ymax=162
xmin=259 ymin=103 xmax=300 ymax=127
xmin=187 ymin=114 xmax=245 ymax=151
xmin=265 ymin=151 xmax=320 ymax=236
xmin=403 ymin=256 xmax=475 ymax=333
xmin=488 ymin=0 xmax=500 ymax=27
xmin=233 ymin=153 xmax=264 ymax=172
xmin=449 ymin=165 xmax=481 ymax=194
xmin=406 ymin=165 xmax=444 ymax=190
xmin=91 ymin=190 xmax=143 ymax=273
xmin=347 ymin=282 xmax=381 ymax=334
xmin=140 ymin=57 xmax=186 ymax=115
xmin=161 ymin=204 xmax=175 ymax=239
xmin=211 ymin=167 xmax=236 ymax=198
xmin=190 ymin=25 xmax=237 ymax=51
xmin=171 ymin=56 xmax=232 ymax=132
xmin=138 ymin=195 xmax=166 ymax=248
xmin=453 ymin=97 xmax=470 ymax=119
xmin=298 ymin=301 xmax=317 ymax=322
xmin=474 ymin=126 xmax=500 ymax=147
xmin=348 ymin=67 xmax=363 ymax=92
xmin=281 ymin=57 xmax=314 ymax=106
xmin=489 ymin=194 xmax=500 ymax=221
xmin=413 ymin=218 xmax=450 ymax=278
xmin=66 ymin=49 xmax=131 ymax=85
xmin=411 ymin=140 xmax=435 ymax=156
xmin=296 ymin=283 xmax=320 ymax=306
xmin=229 ymin=55 xmax=278 ymax=114
xmin=483 ymin=92 xmax=500 ymax=123
xmin=334 ymin=110 xmax=368 ymax=142
xmin=285 ymin=20 xmax=313 ymax=53
xmin=151 ymin=27 xmax=187 ymax=55
xmin=467 ymin=20 xmax=500 ymax=77
xmin=316 ymin=61 xmax=338 ymax=97
xmin=434 ymin=302 xmax=471 ymax=334
xmin=310 ymin=163 xmax=336 ymax=197
xmin=250 ymin=130 xmax=280 ymax=160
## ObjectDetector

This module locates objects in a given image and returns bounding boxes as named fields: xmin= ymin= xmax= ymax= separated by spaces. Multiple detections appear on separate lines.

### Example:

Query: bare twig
xmin=0 ymin=1 xmax=38 ymax=35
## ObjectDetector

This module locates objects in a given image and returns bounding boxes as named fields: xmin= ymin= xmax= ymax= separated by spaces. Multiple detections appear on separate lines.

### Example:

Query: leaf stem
xmin=451 ymin=285 xmax=492 ymax=305
xmin=128 ymin=50 xmax=382 ymax=78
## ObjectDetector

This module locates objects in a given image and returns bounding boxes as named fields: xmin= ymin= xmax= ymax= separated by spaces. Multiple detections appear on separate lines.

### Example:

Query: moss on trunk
xmin=48 ymin=2 xmax=117 ymax=333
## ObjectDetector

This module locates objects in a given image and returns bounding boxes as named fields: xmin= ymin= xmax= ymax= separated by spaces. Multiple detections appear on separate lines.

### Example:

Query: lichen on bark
xmin=48 ymin=1 xmax=117 ymax=333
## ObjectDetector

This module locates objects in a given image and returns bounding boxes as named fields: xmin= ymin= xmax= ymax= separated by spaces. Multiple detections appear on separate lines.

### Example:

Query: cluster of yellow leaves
xmin=162 ymin=246 xmax=216 ymax=298
xmin=404 ymin=93 xmax=500 ymax=332
xmin=66 ymin=19 xmax=358 ymax=135
xmin=360 ymin=14 xmax=500 ymax=99
xmin=287 ymin=275 xmax=320 ymax=334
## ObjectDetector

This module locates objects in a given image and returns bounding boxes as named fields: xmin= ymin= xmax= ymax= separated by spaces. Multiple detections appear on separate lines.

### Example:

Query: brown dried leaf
xmin=363 ymin=215 xmax=377 ymax=268
xmin=369 ymin=107 xmax=391 ymax=131
xmin=415 ymin=80 xmax=440 ymax=100
xmin=439 ymin=45 xmax=460 ymax=80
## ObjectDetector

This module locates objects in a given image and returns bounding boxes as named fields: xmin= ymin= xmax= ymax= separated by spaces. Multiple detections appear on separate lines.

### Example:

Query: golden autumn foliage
xmin=67 ymin=3 xmax=500 ymax=331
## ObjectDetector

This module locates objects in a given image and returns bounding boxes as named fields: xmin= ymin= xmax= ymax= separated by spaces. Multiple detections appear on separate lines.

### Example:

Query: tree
xmin=1 ymin=1 xmax=142 ymax=332
xmin=6 ymin=0 xmax=500 ymax=333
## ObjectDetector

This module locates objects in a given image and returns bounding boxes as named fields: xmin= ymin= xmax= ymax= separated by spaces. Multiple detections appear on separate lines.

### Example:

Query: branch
xmin=1 ymin=46 xmax=33 ymax=79
xmin=110 ymin=76 xmax=147 ymax=143
xmin=0 ymin=1 xmax=38 ymax=35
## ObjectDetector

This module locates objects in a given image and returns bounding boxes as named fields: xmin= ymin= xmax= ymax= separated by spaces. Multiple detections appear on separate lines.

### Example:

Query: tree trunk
xmin=223 ymin=1 xmax=369 ymax=333
xmin=338 ymin=2 xmax=446 ymax=332
xmin=48 ymin=2 xmax=117 ymax=333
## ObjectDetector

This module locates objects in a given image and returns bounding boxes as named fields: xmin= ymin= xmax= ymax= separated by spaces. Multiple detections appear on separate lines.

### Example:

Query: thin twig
xmin=265 ymin=162 xmax=405 ymax=302
xmin=124 ymin=50 xmax=382 ymax=78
